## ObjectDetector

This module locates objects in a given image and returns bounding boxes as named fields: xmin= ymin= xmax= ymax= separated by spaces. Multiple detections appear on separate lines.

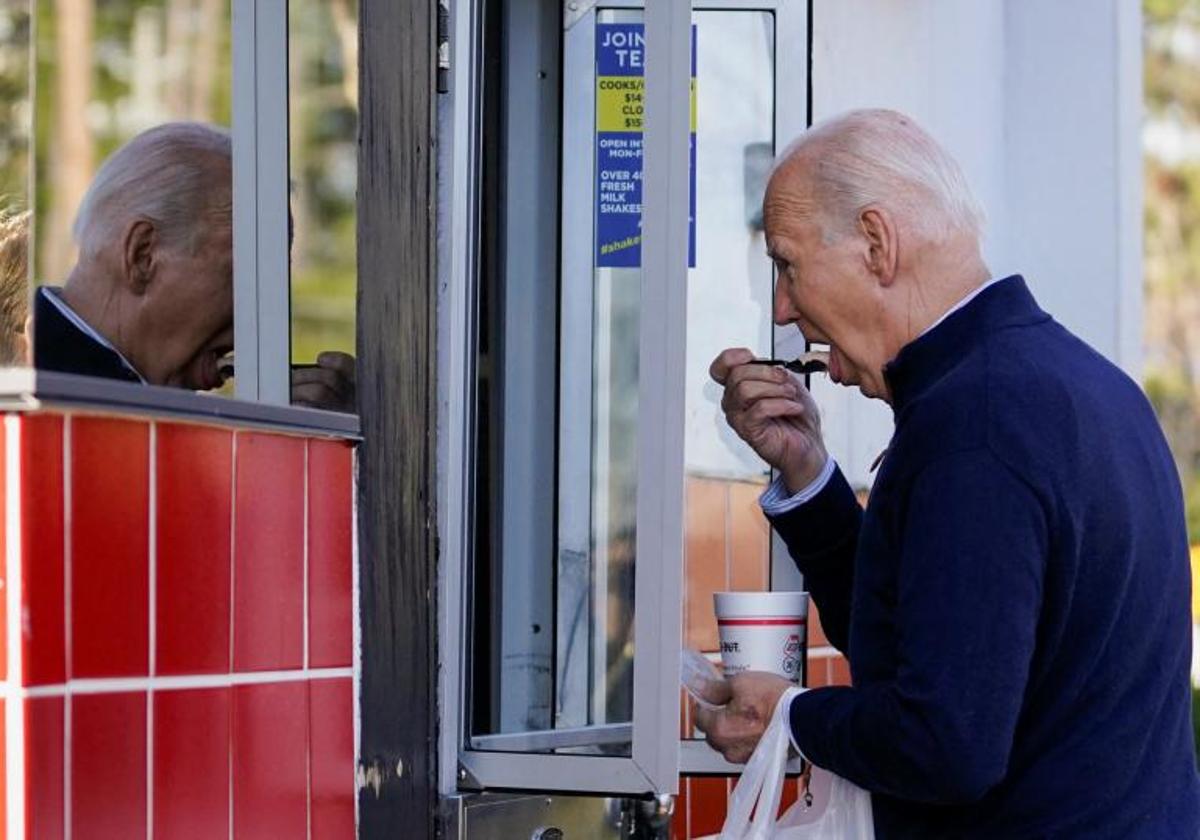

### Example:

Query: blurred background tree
xmin=0 ymin=1 xmax=31 ymax=217
xmin=1144 ymin=0 xmax=1200 ymax=542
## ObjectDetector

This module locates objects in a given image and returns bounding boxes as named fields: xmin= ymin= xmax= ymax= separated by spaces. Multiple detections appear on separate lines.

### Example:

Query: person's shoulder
xmin=978 ymin=318 xmax=1159 ymax=486
xmin=982 ymin=318 xmax=1144 ymax=420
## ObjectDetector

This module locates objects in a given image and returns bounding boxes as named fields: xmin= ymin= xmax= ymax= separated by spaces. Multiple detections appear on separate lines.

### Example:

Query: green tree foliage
xmin=0 ymin=2 xmax=30 ymax=213
xmin=1145 ymin=0 xmax=1200 ymax=540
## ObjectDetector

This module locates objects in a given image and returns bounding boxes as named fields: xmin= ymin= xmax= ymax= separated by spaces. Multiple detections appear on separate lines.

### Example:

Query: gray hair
xmin=72 ymin=122 xmax=231 ymax=257
xmin=780 ymin=109 xmax=985 ymax=241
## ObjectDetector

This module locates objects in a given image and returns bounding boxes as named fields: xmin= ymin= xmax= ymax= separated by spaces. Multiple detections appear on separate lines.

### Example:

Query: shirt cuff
xmin=786 ymin=688 xmax=810 ymax=761
xmin=759 ymin=458 xmax=837 ymax=516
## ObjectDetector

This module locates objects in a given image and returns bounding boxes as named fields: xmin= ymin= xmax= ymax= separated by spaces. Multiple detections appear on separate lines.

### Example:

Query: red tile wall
xmin=156 ymin=423 xmax=233 ymax=675
xmin=71 ymin=417 xmax=150 ymax=679
xmin=72 ymin=692 xmax=148 ymax=840
xmin=25 ymin=697 xmax=64 ymax=840
xmin=153 ymin=687 xmax=230 ymax=837
xmin=22 ymin=415 xmax=66 ymax=686
xmin=233 ymin=432 xmax=306 ymax=672
xmin=674 ymin=474 xmax=853 ymax=838
xmin=5 ymin=412 xmax=357 ymax=839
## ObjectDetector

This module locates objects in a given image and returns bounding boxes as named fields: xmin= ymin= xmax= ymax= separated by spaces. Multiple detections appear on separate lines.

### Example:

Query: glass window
xmin=288 ymin=0 xmax=357 ymax=411
xmin=0 ymin=0 xmax=32 ymax=366
xmin=680 ymin=9 xmax=776 ymax=735
xmin=32 ymin=0 xmax=234 ymax=391
xmin=26 ymin=0 xmax=358 ymax=418
xmin=459 ymin=1 xmax=692 ymax=793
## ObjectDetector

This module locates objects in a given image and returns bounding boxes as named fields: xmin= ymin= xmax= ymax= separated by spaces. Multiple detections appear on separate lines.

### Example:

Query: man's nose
xmin=772 ymin=280 xmax=798 ymax=326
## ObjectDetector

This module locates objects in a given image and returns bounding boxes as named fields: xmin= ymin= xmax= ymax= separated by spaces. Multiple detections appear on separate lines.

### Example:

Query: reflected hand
xmin=693 ymin=671 xmax=792 ymax=765
xmin=709 ymin=347 xmax=828 ymax=492
xmin=291 ymin=351 xmax=356 ymax=412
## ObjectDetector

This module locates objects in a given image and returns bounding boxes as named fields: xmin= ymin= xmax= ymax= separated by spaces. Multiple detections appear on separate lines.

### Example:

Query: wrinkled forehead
xmin=762 ymin=158 xmax=819 ymax=238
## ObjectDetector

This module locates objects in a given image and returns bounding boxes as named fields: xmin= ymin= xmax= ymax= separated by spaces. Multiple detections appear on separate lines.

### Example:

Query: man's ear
xmin=858 ymin=207 xmax=898 ymax=286
xmin=121 ymin=219 xmax=157 ymax=295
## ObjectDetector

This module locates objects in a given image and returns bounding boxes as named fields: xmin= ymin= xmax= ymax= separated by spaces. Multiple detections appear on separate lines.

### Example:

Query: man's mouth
xmin=827 ymin=346 xmax=845 ymax=385
xmin=191 ymin=347 xmax=233 ymax=392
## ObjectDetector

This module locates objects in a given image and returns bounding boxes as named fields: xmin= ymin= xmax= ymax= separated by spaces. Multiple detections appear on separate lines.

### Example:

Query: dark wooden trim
xmin=356 ymin=1 xmax=439 ymax=836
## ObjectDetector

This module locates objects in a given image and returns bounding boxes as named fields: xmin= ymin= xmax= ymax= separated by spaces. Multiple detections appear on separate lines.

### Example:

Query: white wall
xmin=808 ymin=0 xmax=1142 ymax=488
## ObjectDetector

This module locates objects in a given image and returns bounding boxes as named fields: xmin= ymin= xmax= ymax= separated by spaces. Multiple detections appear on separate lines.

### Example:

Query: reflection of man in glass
xmin=32 ymin=122 xmax=354 ymax=410
xmin=698 ymin=109 xmax=1199 ymax=836
xmin=0 ymin=209 xmax=30 ymax=365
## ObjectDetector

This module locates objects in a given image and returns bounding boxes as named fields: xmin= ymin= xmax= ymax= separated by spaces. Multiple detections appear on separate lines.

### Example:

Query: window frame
xmin=232 ymin=0 xmax=292 ymax=407
xmin=22 ymin=0 xmax=360 ymax=437
xmin=440 ymin=0 xmax=693 ymax=797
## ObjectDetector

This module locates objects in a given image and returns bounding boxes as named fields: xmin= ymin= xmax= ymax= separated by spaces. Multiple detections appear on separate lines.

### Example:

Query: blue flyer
xmin=595 ymin=23 xmax=696 ymax=268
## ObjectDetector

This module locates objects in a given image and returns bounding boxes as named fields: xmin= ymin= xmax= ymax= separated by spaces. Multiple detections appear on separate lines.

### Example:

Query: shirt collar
xmin=917 ymin=275 xmax=1010 ymax=339
xmin=882 ymin=275 xmax=1049 ymax=411
xmin=38 ymin=287 xmax=146 ymax=383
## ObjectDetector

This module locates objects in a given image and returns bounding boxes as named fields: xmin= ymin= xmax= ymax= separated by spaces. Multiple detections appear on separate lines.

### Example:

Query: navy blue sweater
xmin=774 ymin=277 xmax=1200 ymax=838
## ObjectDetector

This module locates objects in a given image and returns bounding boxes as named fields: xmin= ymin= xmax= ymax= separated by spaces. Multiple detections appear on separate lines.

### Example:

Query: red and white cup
xmin=713 ymin=591 xmax=809 ymax=683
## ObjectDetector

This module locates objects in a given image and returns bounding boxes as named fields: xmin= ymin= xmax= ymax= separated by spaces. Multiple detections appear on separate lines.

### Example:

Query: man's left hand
xmin=694 ymin=671 xmax=793 ymax=764
xmin=291 ymin=351 xmax=356 ymax=412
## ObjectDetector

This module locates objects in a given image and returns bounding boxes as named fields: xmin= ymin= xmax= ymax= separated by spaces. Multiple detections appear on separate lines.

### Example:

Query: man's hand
xmin=710 ymin=347 xmax=828 ymax=492
xmin=291 ymin=351 xmax=356 ymax=412
xmin=694 ymin=671 xmax=793 ymax=764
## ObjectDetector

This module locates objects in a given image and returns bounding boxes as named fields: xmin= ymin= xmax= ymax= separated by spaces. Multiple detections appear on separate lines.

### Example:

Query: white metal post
xmin=630 ymin=0 xmax=691 ymax=794
xmin=232 ymin=0 xmax=292 ymax=405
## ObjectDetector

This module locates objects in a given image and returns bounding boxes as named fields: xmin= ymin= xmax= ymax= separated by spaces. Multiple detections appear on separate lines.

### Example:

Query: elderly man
xmin=33 ymin=121 xmax=353 ymax=410
xmin=697 ymin=109 xmax=1200 ymax=837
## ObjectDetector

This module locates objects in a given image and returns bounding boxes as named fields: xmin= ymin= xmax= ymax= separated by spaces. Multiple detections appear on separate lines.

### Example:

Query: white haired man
xmin=33 ymin=121 xmax=354 ymax=410
xmin=696 ymin=110 xmax=1200 ymax=836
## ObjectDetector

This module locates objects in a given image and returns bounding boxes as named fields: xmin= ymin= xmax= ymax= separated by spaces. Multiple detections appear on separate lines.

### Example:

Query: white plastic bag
xmin=711 ymin=687 xmax=875 ymax=840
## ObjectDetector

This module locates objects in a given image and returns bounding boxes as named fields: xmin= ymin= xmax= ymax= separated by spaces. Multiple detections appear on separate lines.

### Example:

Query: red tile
xmin=685 ymin=477 xmax=727 ymax=652
xmin=670 ymin=777 xmax=688 ymax=839
xmin=779 ymin=774 xmax=799 ymax=817
xmin=729 ymin=480 xmax=770 ymax=592
xmin=679 ymin=688 xmax=691 ymax=739
xmin=72 ymin=692 xmax=147 ymax=840
xmin=829 ymin=655 xmax=852 ymax=687
xmin=808 ymin=602 xmax=828 ymax=649
xmin=25 ymin=696 xmax=64 ymax=840
xmin=154 ymin=688 xmax=230 ymax=838
xmin=21 ymin=414 xmax=66 ymax=685
xmin=308 ymin=440 xmax=353 ymax=668
xmin=234 ymin=433 xmax=304 ymax=671
xmin=310 ymin=678 xmax=355 ymax=839
xmin=0 ymin=699 xmax=5 ymax=833
xmin=688 ymin=775 xmax=731 ymax=836
xmin=233 ymin=682 xmax=308 ymax=839
xmin=156 ymin=423 xmax=232 ymax=675
xmin=0 ymin=434 xmax=5 ymax=682
xmin=70 ymin=416 xmax=150 ymax=678
xmin=806 ymin=656 xmax=831 ymax=688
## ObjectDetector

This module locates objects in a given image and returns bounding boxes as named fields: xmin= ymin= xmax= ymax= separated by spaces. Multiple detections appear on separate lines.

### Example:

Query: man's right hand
xmin=710 ymin=347 xmax=828 ymax=493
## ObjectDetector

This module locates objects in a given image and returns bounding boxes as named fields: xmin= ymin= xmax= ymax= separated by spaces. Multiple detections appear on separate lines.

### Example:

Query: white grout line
xmin=228 ymin=430 xmax=237 ymax=840
xmin=229 ymin=431 xmax=238 ymax=672
xmin=5 ymin=415 xmax=26 ymax=840
xmin=18 ymin=668 xmax=354 ymax=699
xmin=350 ymin=446 xmax=361 ymax=836
xmin=147 ymin=422 xmax=157 ymax=840
xmin=303 ymin=440 xmax=310 ymax=671
xmin=303 ymin=441 xmax=312 ymax=840
xmin=63 ymin=415 xmax=73 ymax=840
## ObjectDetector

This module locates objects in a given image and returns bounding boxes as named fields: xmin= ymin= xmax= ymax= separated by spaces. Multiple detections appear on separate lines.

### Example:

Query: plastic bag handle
xmin=720 ymin=686 xmax=805 ymax=840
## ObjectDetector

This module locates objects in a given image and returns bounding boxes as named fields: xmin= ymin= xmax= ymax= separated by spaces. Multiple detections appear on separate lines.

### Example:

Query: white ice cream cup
xmin=713 ymin=591 xmax=809 ymax=683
